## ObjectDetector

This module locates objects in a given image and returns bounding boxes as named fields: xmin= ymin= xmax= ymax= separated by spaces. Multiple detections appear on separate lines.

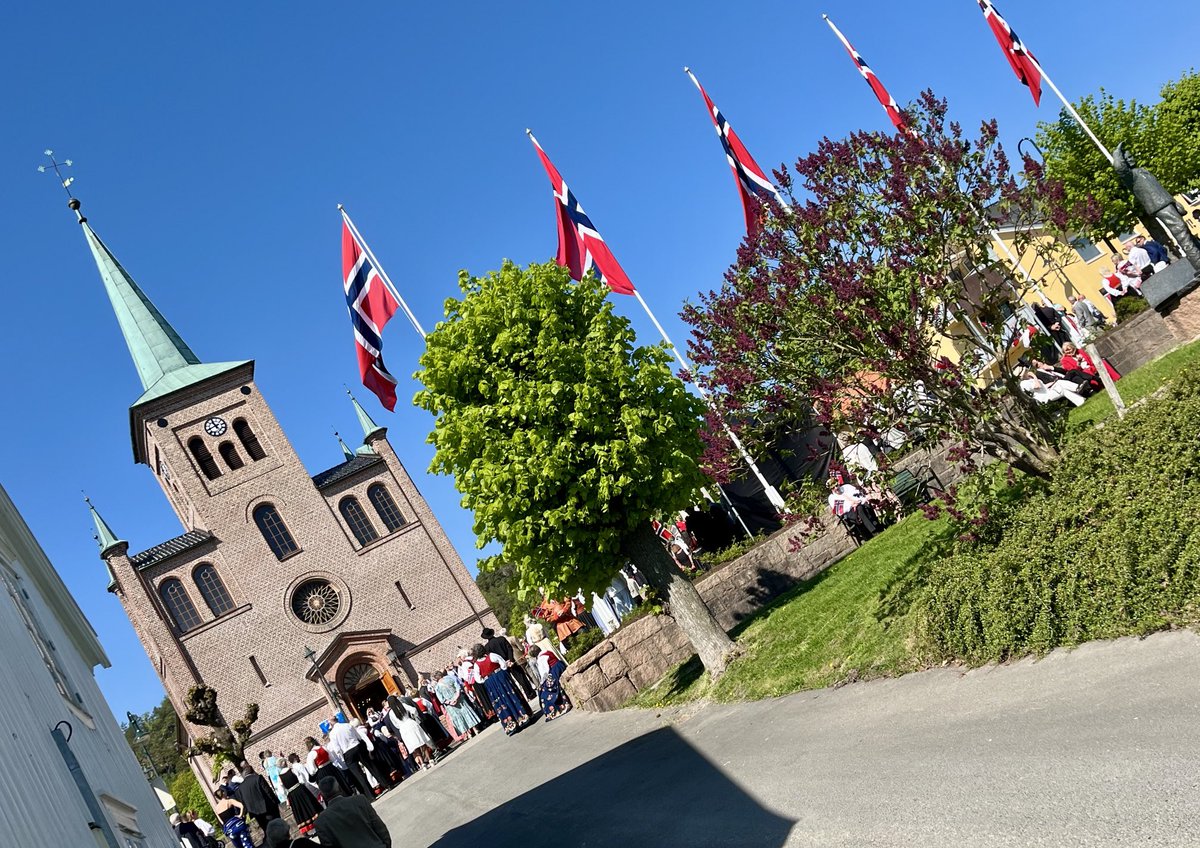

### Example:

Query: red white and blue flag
xmin=977 ymin=0 xmax=1043 ymax=106
xmin=341 ymin=219 xmax=401 ymax=410
xmin=527 ymin=130 xmax=636 ymax=296
xmin=823 ymin=16 xmax=908 ymax=133
xmin=684 ymin=68 xmax=785 ymax=234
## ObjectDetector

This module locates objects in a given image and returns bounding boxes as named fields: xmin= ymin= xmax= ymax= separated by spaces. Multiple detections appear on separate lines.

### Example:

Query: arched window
xmin=193 ymin=564 xmax=235 ymax=617
xmin=218 ymin=441 xmax=244 ymax=471
xmin=160 ymin=578 xmax=202 ymax=632
xmin=234 ymin=418 xmax=266 ymax=461
xmin=253 ymin=504 xmax=298 ymax=559
xmin=339 ymin=496 xmax=378 ymax=546
xmin=188 ymin=437 xmax=221 ymax=480
xmin=368 ymin=484 xmax=407 ymax=533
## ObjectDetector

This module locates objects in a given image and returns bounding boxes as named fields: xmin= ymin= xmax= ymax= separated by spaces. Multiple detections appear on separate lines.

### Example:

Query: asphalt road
xmin=374 ymin=631 xmax=1200 ymax=847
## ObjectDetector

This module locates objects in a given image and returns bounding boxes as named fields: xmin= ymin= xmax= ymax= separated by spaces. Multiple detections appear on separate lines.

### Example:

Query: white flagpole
xmin=338 ymin=204 xmax=428 ymax=340
xmin=1025 ymin=55 xmax=1113 ymax=164
xmin=631 ymin=289 xmax=788 ymax=512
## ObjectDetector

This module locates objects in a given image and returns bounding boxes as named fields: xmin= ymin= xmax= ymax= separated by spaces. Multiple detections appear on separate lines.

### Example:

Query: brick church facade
xmin=74 ymin=198 xmax=495 ymax=784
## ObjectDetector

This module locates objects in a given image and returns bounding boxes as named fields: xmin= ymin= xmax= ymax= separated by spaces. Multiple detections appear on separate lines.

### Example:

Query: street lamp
xmin=125 ymin=711 xmax=160 ymax=782
xmin=303 ymin=645 xmax=344 ymax=713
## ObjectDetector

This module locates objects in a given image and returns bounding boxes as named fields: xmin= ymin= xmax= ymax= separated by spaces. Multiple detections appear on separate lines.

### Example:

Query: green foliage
xmin=631 ymin=512 xmax=948 ymax=707
xmin=564 ymin=626 xmax=606 ymax=663
xmin=415 ymin=261 xmax=709 ymax=600
xmin=698 ymin=533 xmax=770 ymax=569
xmin=184 ymin=685 xmax=258 ymax=762
xmin=169 ymin=769 xmax=215 ymax=821
xmin=1114 ymin=293 xmax=1149 ymax=321
xmin=475 ymin=560 xmax=520 ymax=633
xmin=1036 ymin=70 xmax=1200 ymax=242
xmin=1066 ymin=336 xmax=1200 ymax=434
xmin=918 ymin=370 xmax=1200 ymax=663
xmin=122 ymin=697 xmax=187 ymax=779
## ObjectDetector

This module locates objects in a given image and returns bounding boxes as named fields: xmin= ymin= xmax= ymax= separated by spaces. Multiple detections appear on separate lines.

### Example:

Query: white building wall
xmin=0 ymin=484 xmax=178 ymax=848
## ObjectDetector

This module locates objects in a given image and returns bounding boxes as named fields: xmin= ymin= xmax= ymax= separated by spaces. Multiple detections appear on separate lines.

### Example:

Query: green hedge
xmin=918 ymin=370 xmax=1200 ymax=662
xmin=169 ymin=769 xmax=215 ymax=821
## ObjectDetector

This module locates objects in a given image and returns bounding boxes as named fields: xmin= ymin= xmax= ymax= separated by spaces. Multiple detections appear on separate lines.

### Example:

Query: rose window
xmin=291 ymin=579 xmax=340 ymax=625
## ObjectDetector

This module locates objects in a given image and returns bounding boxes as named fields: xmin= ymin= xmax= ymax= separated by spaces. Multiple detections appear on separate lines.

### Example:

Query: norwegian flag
xmin=341 ymin=220 xmax=401 ymax=410
xmin=978 ymin=0 xmax=1043 ymax=106
xmin=823 ymin=16 xmax=907 ymax=133
xmin=527 ymin=131 xmax=636 ymax=296
xmin=684 ymin=68 xmax=785 ymax=234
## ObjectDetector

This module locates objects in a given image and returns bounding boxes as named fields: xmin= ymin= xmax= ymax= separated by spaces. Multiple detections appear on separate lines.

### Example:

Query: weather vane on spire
xmin=38 ymin=150 xmax=76 ymax=198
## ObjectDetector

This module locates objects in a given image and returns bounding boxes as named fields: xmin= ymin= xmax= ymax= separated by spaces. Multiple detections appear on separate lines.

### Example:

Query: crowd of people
xmin=1100 ymin=234 xmax=1171 ymax=302
xmin=174 ymin=625 xmax=575 ymax=847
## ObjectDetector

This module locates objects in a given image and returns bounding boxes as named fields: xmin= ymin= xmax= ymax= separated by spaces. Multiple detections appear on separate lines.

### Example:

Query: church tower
xmin=72 ymin=198 xmax=495 ymax=780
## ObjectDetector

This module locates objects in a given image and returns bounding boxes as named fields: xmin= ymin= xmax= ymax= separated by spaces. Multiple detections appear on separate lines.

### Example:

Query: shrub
xmin=918 ymin=370 xmax=1200 ymax=663
xmin=565 ymin=626 xmax=605 ymax=663
xmin=1114 ymin=293 xmax=1149 ymax=321
xmin=169 ymin=768 xmax=215 ymax=821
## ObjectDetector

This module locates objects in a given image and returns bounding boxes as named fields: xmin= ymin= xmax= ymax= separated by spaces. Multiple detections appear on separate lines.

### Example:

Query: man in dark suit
xmin=315 ymin=776 xmax=392 ymax=848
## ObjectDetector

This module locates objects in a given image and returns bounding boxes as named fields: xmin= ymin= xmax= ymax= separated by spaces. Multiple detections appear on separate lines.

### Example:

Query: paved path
xmin=374 ymin=631 xmax=1200 ymax=846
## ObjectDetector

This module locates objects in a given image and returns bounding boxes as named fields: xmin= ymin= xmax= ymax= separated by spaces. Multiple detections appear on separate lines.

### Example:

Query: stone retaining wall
xmin=560 ymin=440 xmax=977 ymax=713
xmin=1092 ymin=308 xmax=1178 ymax=377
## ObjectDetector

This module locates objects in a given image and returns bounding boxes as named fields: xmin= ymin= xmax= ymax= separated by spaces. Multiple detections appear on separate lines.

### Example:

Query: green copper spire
xmin=71 ymin=199 xmax=249 ymax=408
xmin=85 ymin=496 xmax=126 ymax=559
xmin=347 ymin=388 xmax=386 ymax=441
xmin=335 ymin=430 xmax=355 ymax=462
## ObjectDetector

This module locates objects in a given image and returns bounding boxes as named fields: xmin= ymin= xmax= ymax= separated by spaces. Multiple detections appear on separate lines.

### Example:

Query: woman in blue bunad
xmin=471 ymin=643 xmax=531 ymax=735
xmin=529 ymin=644 xmax=573 ymax=721
xmin=211 ymin=787 xmax=254 ymax=848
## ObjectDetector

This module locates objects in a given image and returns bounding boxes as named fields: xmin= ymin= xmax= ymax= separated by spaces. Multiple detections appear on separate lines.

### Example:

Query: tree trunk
xmin=623 ymin=522 xmax=736 ymax=680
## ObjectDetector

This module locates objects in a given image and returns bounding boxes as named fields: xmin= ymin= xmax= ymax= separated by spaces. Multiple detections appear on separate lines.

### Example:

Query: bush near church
xmin=917 ymin=370 xmax=1200 ymax=662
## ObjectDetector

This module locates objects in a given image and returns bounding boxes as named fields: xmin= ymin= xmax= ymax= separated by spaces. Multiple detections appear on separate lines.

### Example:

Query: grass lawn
xmin=629 ymin=512 xmax=950 ymax=708
xmin=1066 ymin=337 xmax=1200 ymax=432
xmin=630 ymin=336 xmax=1200 ymax=710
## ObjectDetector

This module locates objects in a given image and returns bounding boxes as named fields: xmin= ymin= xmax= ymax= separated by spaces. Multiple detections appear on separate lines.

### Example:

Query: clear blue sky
xmin=1 ymin=1 xmax=1195 ymax=718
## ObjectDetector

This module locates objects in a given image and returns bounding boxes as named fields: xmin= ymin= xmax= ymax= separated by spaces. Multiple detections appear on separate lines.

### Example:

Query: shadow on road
xmin=429 ymin=726 xmax=794 ymax=847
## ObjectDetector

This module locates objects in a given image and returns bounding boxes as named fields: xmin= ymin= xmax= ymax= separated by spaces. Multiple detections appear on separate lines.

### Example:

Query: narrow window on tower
xmin=368 ymin=484 xmax=407 ymax=532
xmin=234 ymin=418 xmax=267 ymax=461
xmin=253 ymin=504 xmax=299 ymax=559
xmin=394 ymin=580 xmax=415 ymax=610
xmin=159 ymin=578 xmax=203 ymax=632
xmin=218 ymin=441 xmax=244 ymax=471
xmin=340 ymin=496 xmax=379 ymax=546
xmin=249 ymin=655 xmax=269 ymax=687
xmin=193 ymin=564 xmax=235 ymax=616
xmin=188 ymin=437 xmax=221 ymax=480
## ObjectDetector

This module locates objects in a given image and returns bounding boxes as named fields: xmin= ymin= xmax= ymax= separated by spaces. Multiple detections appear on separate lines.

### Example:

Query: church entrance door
xmin=342 ymin=661 xmax=389 ymax=720
xmin=351 ymin=678 xmax=389 ymax=719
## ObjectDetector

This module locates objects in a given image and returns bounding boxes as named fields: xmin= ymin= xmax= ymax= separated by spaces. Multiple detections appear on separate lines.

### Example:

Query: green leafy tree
xmin=1036 ymin=70 xmax=1200 ymax=245
xmin=169 ymin=770 xmax=216 ymax=822
xmin=475 ymin=560 xmax=519 ymax=631
xmin=122 ymin=697 xmax=189 ymax=779
xmin=415 ymin=262 xmax=737 ymax=677
xmin=183 ymin=685 xmax=258 ymax=763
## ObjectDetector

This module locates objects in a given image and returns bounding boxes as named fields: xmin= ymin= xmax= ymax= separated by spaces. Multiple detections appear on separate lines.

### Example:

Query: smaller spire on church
xmin=346 ymin=388 xmax=386 ymax=442
xmin=84 ymin=495 xmax=126 ymax=558
xmin=334 ymin=430 xmax=355 ymax=462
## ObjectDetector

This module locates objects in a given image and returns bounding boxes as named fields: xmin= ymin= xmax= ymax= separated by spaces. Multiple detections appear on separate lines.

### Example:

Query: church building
xmin=72 ymin=197 xmax=495 ymax=785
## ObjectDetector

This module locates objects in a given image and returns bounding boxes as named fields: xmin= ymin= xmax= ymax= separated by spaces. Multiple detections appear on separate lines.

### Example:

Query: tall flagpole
xmin=631 ymin=289 xmax=788 ymax=512
xmin=1025 ymin=55 xmax=1113 ymax=163
xmin=338 ymin=204 xmax=428 ymax=340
